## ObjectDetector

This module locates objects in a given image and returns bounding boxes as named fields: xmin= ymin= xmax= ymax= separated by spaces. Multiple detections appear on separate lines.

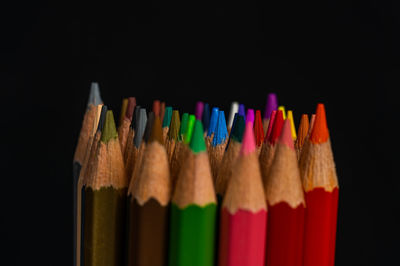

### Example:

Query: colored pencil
xmin=166 ymin=110 xmax=181 ymax=165
xmin=168 ymin=120 xmax=217 ymax=266
xmin=202 ymin=103 xmax=210 ymax=134
xmin=265 ymin=110 xmax=277 ymax=140
xmin=264 ymin=119 xmax=305 ymax=266
xmin=218 ymin=120 xmax=267 ymax=266
xmin=118 ymin=97 xmax=136 ymax=154
xmin=162 ymin=106 xmax=173 ymax=142
xmin=206 ymin=107 xmax=219 ymax=150
xmin=287 ymin=110 xmax=297 ymax=141
xmin=184 ymin=114 xmax=196 ymax=144
xmin=259 ymin=110 xmax=284 ymax=185
xmin=246 ymin=108 xmax=254 ymax=124
xmin=295 ymin=114 xmax=309 ymax=159
xmin=278 ymin=106 xmax=286 ymax=119
xmin=130 ymin=112 xmax=155 ymax=187
xmin=126 ymin=116 xmax=171 ymax=266
xmin=73 ymin=83 xmax=102 ymax=266
xmin=170 ymin=113 xmax=188 ymax=187
xmin=209 ymin=110 xmax=228 ymax=180
xmin=238 ymin=104 xmax=245 ymax=118
xmin=227 ymin=102 xmax=239 ymax=130
xmin=195 ymin=101 xmax=204 ymax=120
xmin=300 ymin=104 xmax=339 ymax=266
xmin=308 ymin=114 xmax=316 ymax=138
xmin=76 ymin=104 xmax=104 ymax=266
xmin=160 ymin=101 xmax=166 ymax=122
xmin=254 ymin=110 xmax=264 ymax=154
xmin=263 ymin=93 xmax=278 ymax=132
xmin=124 ymin=105 xmax=140 ymax=164
xmin=125 ymin=107 xmax=147 ymax=182
xmin=83 ymin=110 xmax=127 ymax=266
xmin=153 ymin=100 xmax=161 ymax=117
xmin=215 ymin=114 xmax=245 ymax=197
xmin=119 ymin=98 xmax=129 ymax=127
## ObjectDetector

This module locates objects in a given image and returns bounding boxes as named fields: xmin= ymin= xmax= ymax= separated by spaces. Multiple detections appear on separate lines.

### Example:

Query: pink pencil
xmin=218 ymin=121 xmax=267 ymax=266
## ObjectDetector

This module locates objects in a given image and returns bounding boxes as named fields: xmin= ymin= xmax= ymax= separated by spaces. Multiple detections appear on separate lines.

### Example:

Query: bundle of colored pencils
xmin=73 ymin=83 xmax=339 ymax=266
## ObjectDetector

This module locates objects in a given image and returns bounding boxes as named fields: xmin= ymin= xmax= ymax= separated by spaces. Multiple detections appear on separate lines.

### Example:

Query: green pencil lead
xmin=101 ymin=110 xmax=118 ymax=143
xmin=179 ymin=113 xmax=189 ymax=141
xmin=184 ymin=115 xmax=196 ymax=144
xmin=189 ymin=120 xmax=207 ymax=154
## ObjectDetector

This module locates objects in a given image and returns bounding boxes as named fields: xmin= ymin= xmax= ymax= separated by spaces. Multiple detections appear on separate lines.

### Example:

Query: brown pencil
xmin=126 ymin=116 xmax=171 ymax=266
xmin=165 ymin=110 xmax=180 ymax=164
xmin=124 ymin=105 xmax=140 ymax=168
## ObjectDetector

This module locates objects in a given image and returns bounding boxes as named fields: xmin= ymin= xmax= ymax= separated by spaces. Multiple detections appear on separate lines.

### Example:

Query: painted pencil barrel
xmin=168 ymin=203 xmax=217 ymax=266
xmin=83 ymin=187 xmax=127 ymax=266
xmin=265 ymin=202 xmax=305 ymax=266
xmin=126 ymin=198 xmax=169 ymax=266
xmin=303 ymin=188 xmax=339 ymax=266
xmin=218 ymin=209 xmax=267 ymax=266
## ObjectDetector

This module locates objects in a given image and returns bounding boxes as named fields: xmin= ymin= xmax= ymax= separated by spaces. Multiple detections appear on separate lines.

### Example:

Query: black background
xmin=1 ymin=1 xmax=397 ymax=265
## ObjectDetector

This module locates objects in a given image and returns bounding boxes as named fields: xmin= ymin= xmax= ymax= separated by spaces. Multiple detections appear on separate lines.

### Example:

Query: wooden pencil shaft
xmin=168 ymin=203 xmax=216 ymax=266
xmin=83 ymin=187 xmax=127 ymax=266
xmin=127 ymin=198 xmax=169 ymax=266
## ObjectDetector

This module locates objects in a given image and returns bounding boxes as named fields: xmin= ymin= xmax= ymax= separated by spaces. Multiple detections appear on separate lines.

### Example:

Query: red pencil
xmin=264 ymin=119 xmax=305 ymax=266
xmin=259 ymin=110 xmax=284 ymax=185
xmin=300 ymin=104 xmax=339 ymax=266
xmin=218 ymin=121 xmax=267 ymax=266
xmin=254 ymin=110 xmax=264 ymax=155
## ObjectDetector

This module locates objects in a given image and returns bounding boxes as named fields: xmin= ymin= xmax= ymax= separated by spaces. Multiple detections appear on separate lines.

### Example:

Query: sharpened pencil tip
xmin=268 ymin=110 xmax=284 ymax=145
xmin=231 ymin=114 xmax=245 ymax=143
xmin=162 ymin=106 xmax=173 ymax=128
xmin=279 ymin=119 xmax=294 ymax=149
xmin=241 ymin=121 xmax=256 ymax=155
xmin=212 ymin=111 xmax=228 ymax=146
xmin=202 ymin=103 xmax=210 ymax=132
xmin=125 ymin=97 xmax=136 ymax=121
xmin=101 ymin=110 xmax=118 ymax=143
xmin=168 ymin=110 xmax=181 ymax=141
xmin=189 ymin=120 xmax=207 ymax=153
xmin=88 ymin=82 xmax=103 ymax=106
xmin=195 ymin=101 xmax=204 ymax=120
xmin=150 ymin=116 xmax=164 ymax=145
xmin=97 ymin=105 xmax=108 ymax=133
xmin=264 ymin=93 xmax=278 ymax=119
xmin=310 ymin=103 xmax=329 ymax=144
xmin=153 ymin=100 xmax=161 ymax=117
xmin=246 ymin=109 xmax=255 ymax=124
xmin=184 ymin=115 xmax=196 ymax=144
xmin=287 ymin=110 xmax=297 ymax=140
xmin=144 ymin=112 xmax=155 ymax=143
xmin=207 ymin=107 xmax=219 ymax=137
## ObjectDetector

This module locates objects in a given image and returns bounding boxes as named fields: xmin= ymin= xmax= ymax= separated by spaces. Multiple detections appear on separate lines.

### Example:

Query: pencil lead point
xmin=162 ymin=106 xmax=173 ymax=128
xmin=246 ymin=109 xmax=255 ymax=124
xmin=230 ymin=114 xmax=245 ymax=143
xmin=168 ymin=110 xmax=181 ymax=141
xmin=238 ymin=104 xmax=246 ymax=117
xmin=97 ymin=105 xmax=108 ymax=133
xmin=241 ymin=121 xmax=256 ymax=155
xmin=179 ymin=113 xmax=189 ymax=141
xmin=212 ymin=111 xmax=228 ymax=146
xmin=207 ymin=107 xmax=219 ymax=137
xmin=202 ymin=103 xmax=210 ymax=132
xmin=279 ymin=119 xmax=295 ymax=149
xmin=310 ymin=103 xmax=329 ymax=144
xmin=278 ymin=106 xmax=286 ymax=119
xmin=228 ymin=101 xmax=239 ymax=128
xmin=150 ymin=116 xmax=164 ymax=145
xmin=152 ymin=100 xmax=160 ymax=117
xmin=268 ymin=110 xmax=284 ymax=145
xmin=101 ymin=110 xmax=118 ymax=143
xmin=124 ymin=97 xmax=136 ymax=121
xmin=88 ymin=82 xmax=103 ymax=106
xmin=189 ymin=120 xmax=207 ymax=153
xmin=195 ymin=101 xmax=204 ymax=120
xmin=254 ymin=110 xmax=264 ymax=146
xmin=287 ymin=110 xmax=297 ymax=140
xmin=264 ymin=93 xmax=278 ymax=119
xmin=130 ymin=105 xmax=141 ymax=129
xmin=265 ymin=110 xmax=277 ymax=142
xmin=184 ymin=115 xmax=196 ymax=144
xmin=133 ymin=108 xmax=147 ymax=148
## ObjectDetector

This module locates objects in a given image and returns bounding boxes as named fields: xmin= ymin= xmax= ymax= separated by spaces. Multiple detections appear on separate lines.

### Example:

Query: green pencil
xmin=168 ymin=120 xmax=217 ymax=266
